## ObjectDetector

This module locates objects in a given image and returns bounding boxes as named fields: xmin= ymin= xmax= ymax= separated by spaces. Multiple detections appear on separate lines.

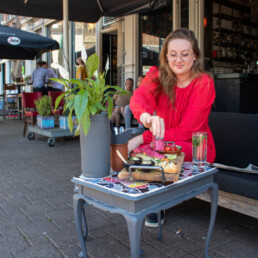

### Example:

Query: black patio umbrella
xmin=0 ymin=0 xmax=168 ymax=23
xmin=0 ymin=25 xmax=59 ymax=60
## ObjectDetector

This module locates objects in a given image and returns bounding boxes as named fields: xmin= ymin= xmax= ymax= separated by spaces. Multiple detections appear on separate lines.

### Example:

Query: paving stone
xmin=86 ymin=234 xmax=131 ymax=258
xmin=213 ymin=239 xmax=258 ymax=258
xmin=11 ymin=243 xmax=63 ymax=258
xmin=0 ymin=224 xmax=20 ymax=237
xmin=46 ymin=223 xmax=80 ymax=249
xmin=223 ymin=221 xmax=258 ymax=249
xmin=86 ymin=213 xmax=114 ymax=231
xmin=0 ymin=234 xmax=28 ymax=252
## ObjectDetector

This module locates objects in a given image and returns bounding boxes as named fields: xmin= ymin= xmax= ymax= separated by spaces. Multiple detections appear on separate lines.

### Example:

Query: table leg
xmin=123 ymin=213 xmax=145 ymax=258
xmin=73 ymin=194 xmax=88 ymax=258
xmin=205 ymin=183 xmax=218 ymax=258
xmin=157 ymin=211 xmax=162 ymax=241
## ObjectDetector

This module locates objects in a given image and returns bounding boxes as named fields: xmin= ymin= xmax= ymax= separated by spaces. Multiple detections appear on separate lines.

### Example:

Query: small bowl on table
xmin=123 ymin=157 xmax=142 ymax=171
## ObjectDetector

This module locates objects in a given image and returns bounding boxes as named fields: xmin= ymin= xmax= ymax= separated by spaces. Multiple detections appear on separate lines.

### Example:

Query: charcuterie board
xmin=118 ymin=152 xmax=185 ymax=182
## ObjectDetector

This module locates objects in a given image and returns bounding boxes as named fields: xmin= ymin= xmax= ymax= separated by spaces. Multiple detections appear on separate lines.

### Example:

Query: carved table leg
xmin=205 ymin=183 xmax=218 ymax=258
xmin=123 ymin=213 xmax=145 ymax=258
xmin=73 ymin=194 xmax=88 ymax=258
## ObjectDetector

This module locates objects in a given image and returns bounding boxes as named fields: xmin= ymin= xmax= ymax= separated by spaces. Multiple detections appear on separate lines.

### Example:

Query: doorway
xmin=102 ymin=33 xmax=117 ymax=86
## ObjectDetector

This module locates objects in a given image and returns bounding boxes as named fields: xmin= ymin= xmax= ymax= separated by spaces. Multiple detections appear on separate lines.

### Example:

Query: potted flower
xmin=52 ymin=53 xmax=128 ymax=178
xmin=59 ymin=109 xmax=77 ymax=130
xmin=35 ymin=95 xmax=55 ymax=129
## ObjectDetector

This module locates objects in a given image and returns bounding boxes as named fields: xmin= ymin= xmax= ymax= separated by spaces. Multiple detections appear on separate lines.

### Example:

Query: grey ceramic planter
xmin=80 ymin=113 xmax=111 ymax=178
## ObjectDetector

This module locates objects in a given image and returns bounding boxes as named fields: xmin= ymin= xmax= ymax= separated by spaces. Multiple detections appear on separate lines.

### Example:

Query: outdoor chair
xmin=0 ymin=91 xmax=6 ymax=119
xmin=48 ymin=91 xmax=64 ymax=125
xmin=21 ymin=92 xmax=42 ymax=137
xmin=4 ymin=84 xmax=18 ymax=116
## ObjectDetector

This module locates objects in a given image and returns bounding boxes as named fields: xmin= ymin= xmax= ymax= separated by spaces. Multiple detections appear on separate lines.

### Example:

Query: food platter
xmin=118 ymin=152 xmax=185 ymax=182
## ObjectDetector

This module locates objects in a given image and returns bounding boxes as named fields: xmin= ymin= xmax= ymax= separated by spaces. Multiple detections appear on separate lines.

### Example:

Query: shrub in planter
xmin=35 ymin=95 xmax=54 ymax=129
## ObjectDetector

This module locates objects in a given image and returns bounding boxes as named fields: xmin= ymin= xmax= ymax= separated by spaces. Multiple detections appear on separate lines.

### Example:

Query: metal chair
xmin=4 ymin=84 xmax=18 ymax=116
xmin=0 ymin=91 xmax=6 ymax=120
xmin=21 ymin=92 xmax=42 ymax=137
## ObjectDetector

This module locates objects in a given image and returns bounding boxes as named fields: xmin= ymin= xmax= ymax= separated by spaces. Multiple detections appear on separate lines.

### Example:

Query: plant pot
xmin=80 ymin=113 xmax=111 ymax=178
xmin=37 ymin=115 xmax=54 ymax=129
xmin=59 ymin=116 xmax=77 ymax=130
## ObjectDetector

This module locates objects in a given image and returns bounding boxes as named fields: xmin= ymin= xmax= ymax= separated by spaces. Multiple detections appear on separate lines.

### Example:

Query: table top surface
xmin=72 ymin=162 xmax=218 ymax=201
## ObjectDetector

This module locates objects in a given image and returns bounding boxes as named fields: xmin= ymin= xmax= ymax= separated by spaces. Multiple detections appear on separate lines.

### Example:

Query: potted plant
xmin=35 ymin=95 xmax=55 ymax=129
xmin=52 ymin=53 xmax=128 ymax=178
xmin=59 ymin=109 xmax=77 ymax=130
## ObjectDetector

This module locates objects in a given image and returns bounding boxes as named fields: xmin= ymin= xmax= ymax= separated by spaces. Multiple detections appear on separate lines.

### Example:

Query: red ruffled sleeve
xmin=129 ymin=66 xmax=159 ymax=122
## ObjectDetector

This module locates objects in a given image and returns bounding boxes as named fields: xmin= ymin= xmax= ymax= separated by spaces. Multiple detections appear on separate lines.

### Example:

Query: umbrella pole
xmin=63 ymin=0 xmax=69 ymax=75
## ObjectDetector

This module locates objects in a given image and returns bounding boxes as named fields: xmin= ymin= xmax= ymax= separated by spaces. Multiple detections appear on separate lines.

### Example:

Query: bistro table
xmin=72 ymin=163 xmax=218 ymax=258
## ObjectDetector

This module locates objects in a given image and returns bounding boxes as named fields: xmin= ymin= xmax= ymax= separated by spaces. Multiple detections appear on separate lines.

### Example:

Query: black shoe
xmin=145 ymin=210 xmax=165 ymax=228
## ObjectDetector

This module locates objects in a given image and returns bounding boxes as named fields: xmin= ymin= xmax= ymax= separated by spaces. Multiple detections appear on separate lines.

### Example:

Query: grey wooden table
xmin=72 ymin=165 xmax=218 ymax=258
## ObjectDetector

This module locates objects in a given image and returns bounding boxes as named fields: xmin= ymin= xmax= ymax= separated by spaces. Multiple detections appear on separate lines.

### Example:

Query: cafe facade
xmin=1 ymin=0 xmax=257 ymax=113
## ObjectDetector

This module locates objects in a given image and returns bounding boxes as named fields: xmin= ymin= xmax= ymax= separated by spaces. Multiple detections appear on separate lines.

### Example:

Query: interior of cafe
xmin=139 ymin=0 xmax=257 ymax=113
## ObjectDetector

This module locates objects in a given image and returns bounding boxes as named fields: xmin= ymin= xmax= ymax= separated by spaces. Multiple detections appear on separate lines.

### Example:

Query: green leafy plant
xmin=34 ymin=95 xmax=52 ymax=117
xmin=51 ymin=53 xmax=128 ymax=136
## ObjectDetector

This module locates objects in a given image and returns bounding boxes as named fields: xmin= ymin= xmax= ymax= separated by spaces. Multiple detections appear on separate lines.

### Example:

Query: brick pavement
xmin=0 ymin=119 xmax=258 ymax=258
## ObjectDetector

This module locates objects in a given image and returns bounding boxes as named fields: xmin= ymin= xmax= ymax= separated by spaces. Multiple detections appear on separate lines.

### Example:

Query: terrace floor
xmin=0 ymin=118 xmax=257 ymax=258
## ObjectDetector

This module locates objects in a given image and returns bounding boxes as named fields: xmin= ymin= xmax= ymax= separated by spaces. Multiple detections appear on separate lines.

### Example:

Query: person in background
xmin=75 ymin=57 xmax=87 ymax=80
xmin=124 ymin=75 xmax=145 ymax=130
xmin=42 ymin=62 xmax=63 ymax=92
xmin=31 ymin=61 xmax=48 ymax=95
xmin=129 ymin=28 xmax=216 ymax=227
xmin=110 ymin=78 xmax=134 ymax=131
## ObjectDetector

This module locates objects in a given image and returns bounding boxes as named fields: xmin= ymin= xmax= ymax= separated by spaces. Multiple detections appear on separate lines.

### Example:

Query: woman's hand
xmin=128 ymin=134 xmax=144 ymax=153
xmin=140 ymin=113 xmax=165 ymax=140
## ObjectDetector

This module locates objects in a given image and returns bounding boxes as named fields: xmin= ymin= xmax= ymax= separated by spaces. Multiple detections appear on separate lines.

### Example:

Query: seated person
xmin=31 ymin=61 xmax=48 ymax=95
xmin=42 ymin=62 xmax=64 ymax=92
xmin=124 ymin=75 xmax=144 ymax=130
xmin=110 ymin=78 xmax=133 ymax=128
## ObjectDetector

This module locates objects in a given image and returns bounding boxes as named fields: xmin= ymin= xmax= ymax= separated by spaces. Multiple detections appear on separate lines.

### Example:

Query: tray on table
xmin=118 ymin=152 xmax=185 ymax=182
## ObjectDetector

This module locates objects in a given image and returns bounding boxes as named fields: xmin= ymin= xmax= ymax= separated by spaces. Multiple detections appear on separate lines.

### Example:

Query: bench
xmin=198 ymin=112 xmax=258 ymax=218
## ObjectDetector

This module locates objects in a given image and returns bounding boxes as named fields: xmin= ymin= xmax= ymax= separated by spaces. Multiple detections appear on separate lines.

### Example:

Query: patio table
xmin=72 ymin=163 xmax=218 ymax=258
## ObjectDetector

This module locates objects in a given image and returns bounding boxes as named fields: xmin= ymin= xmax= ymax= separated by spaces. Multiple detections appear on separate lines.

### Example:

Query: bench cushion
xmin=209 ymin=112 xmax=258 ymax=200
xmin=214 ymin=170 xmax=258 ymax=200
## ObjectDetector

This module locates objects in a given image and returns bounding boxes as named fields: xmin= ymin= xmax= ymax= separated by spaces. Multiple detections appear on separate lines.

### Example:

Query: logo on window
xmin=7 ymin=37 xmax=21 ymax=45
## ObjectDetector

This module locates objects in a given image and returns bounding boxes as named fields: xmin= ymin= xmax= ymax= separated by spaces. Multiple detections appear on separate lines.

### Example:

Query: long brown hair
xmin=159 ymin=28 xmax=204 ymax=104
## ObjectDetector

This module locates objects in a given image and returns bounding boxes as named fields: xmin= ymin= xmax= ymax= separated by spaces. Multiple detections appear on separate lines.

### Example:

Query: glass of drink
xmin=192 ymin=132 xmax=207 ymax=171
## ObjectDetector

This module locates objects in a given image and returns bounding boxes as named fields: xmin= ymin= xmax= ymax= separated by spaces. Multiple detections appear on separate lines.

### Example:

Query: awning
xmin=0 ymin=0 xmax=169 ymax=23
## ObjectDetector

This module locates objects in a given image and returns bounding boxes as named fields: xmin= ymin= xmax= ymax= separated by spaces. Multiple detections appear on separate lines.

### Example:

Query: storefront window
xmin=74 ymin=22 xmax=96 ymax=61
xmin=139 ymin=6 xmax=172 ymax=75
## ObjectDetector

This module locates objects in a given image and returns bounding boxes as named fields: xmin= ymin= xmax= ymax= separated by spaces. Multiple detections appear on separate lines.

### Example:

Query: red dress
xmin=130 ymin=66 xmax=216 ymax=163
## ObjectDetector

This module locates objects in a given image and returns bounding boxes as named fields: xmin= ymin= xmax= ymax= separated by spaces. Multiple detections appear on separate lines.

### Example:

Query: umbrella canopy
xmin=0 ymin=25 xmax=59 ymax=60
xmin=0 ymin=0 xmax=169 ymax=23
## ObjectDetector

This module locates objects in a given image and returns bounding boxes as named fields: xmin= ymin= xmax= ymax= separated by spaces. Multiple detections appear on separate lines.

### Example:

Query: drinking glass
xmin=192 ymin=132 xmax=207 ymax=171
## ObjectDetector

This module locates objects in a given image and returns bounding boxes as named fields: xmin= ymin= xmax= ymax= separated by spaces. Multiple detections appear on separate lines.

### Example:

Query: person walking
xmin=75 ymin=57 xmax=87 ymax=80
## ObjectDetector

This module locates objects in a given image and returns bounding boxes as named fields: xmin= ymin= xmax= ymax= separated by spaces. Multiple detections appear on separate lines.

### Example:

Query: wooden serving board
xmin=118 ymin=153 xmax=185 ymax=182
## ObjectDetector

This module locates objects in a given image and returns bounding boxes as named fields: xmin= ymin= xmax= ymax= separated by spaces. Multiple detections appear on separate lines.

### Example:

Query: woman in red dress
xmin=129 ymin=28 xmax=216 ymax=227
xmin=129 ymin=28 xmax=216 ymax=164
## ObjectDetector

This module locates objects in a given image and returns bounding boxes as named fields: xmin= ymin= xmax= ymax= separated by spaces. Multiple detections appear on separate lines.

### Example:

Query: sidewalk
xmin=0 ymin=119 xmax=257 ymax=258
